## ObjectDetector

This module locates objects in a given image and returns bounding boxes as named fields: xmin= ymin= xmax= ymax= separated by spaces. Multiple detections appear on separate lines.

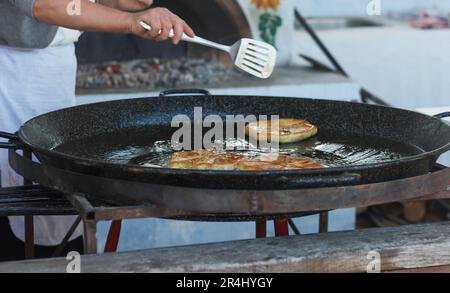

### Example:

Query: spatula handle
xmin=139 ymin=21 xmax=177 ymax=38
xmin=139 ymin=21 xmax=230 ymax=52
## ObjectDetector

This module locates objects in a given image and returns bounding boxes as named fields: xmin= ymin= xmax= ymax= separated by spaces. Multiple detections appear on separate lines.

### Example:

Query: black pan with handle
xmin=1 ymin=89 xmax=449 ymax=191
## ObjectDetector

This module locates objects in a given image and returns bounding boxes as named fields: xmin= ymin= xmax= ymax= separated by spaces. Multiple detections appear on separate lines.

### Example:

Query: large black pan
xmin=1 ymin=90 xmax=450 ymax=191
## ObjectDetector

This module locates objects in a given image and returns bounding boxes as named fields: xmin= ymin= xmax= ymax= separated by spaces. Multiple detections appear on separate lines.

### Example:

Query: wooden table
xmin=1 ymin=222 xmax=450 ymax=273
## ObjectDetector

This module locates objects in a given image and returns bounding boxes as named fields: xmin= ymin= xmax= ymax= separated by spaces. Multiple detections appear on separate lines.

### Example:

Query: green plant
xmin=258 ymin=13 xmax=282 ymax=48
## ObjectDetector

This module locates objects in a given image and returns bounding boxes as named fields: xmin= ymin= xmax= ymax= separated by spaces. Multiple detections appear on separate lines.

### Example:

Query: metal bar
xmin=288 ymin=218 xmax=301 ymax=235
xmin=360 ymin=88 xmax=391 ymax=106
xmin=0 ymin=206 xmax=77 ymax=217
xmin=24 ymin=215 xmax=34 ymax=259
xmin=0 ymin=196 xmax=66 ymax=203
xmin=413 ymin=190 xmax=450 ymax=201
xmin=52 ymin=216 xmax=82 ymax=257
xmin=9 ymin=147 xmax=449 ymax=215
xmin=89 ymin=205 xmax=197 ymax=221
xmin=274 ymin=219 xmax=289 ymax=237
xmin=295 ymin=9 xmax=347 ymax=75
xmin=23 ymin=150 xmax=35 ymax=259
xmin=255 ymin=220 xmax=266 ymax=238
xmin=23 ymin=151 xmax=33 ymax=186
xmin=412 ymin=173 xmax=450 ymax=201
xmin=159 ymin=89 xmax=211 ymax=97
xmin=0 ymin=185 xmax=62 ymax=196
xmin=104 ymin=220 xmax=122 ymax=253
xmin=295 ymin=9 xmax=390 ymax=106
xmin=67 ymin=192 xmax=199 ymax=221
xmin=83 ymin=220 xmax=97 ymax=255
xmin=66 ymin=193 xmax=96 ymax=221
xmin=319 ymin=212 xmax=329 ymax=233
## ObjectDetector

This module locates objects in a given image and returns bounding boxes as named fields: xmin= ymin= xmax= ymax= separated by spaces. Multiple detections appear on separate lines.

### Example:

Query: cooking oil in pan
xmin=53 ymin=126 xmax=424 ymax=169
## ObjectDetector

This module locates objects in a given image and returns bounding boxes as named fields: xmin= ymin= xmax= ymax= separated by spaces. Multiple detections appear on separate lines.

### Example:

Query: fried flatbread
xmin=237 ymin=153 xmax=324 ymax=171
xmin=246 ymin=118 xmax=318 ymax=144
xmin=169 ymin=150 xmax=324 ymax=171
xmin=170 ymin=149 xmax=243 ymax=170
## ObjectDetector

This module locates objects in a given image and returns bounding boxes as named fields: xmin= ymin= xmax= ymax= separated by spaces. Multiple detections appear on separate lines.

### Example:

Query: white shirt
xmin=49 ymin=27 xmax=83 ymax=47
xmin=0 ymin=30 xmax=82 ymax=245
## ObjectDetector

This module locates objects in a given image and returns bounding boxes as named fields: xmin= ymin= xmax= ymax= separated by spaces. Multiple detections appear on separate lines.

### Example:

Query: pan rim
xmin=17 ymin=95 xmax=450 ymax=177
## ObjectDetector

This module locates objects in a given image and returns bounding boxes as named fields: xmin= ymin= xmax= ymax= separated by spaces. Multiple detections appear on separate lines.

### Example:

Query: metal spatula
xmin=140 ymin=21 xmax=277 ymax=79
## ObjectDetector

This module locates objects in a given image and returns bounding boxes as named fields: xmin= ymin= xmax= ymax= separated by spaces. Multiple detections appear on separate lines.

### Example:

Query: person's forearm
xmin=99 ymin=0 xmax=152 ymax=11
xmin=32 ymin=0 xmax=132 ymax=33
xmin=32 ymin=0 xmax=194 ymax=43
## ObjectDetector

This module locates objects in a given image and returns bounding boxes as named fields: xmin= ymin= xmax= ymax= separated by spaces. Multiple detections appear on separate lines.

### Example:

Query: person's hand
xmin=137 ymin=0 xmax=153 ymax=6
xmin=127 ymin=7 xmax=195 ymax=44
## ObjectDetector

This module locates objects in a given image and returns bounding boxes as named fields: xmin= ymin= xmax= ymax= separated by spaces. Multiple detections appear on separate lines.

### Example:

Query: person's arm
xmin=31 ymin=0 xmax=193 ymax=44
xmin=99 ymin=0 xmax=153 ymax=11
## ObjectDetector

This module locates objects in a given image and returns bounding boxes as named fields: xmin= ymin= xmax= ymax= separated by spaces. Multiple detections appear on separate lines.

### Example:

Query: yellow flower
xmin=251 ymin=0 xmax=280 ymax=11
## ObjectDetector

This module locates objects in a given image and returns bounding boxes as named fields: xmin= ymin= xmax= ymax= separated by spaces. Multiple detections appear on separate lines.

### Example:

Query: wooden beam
xmin=388 ymin=265 xmax=450 ymax=273
xmin=1 ymin=222 xmax=450 ymax=273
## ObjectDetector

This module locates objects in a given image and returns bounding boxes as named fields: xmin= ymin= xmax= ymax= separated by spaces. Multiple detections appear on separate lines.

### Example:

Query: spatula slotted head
xmin=234 ymin=38 xmax=277 ymax=79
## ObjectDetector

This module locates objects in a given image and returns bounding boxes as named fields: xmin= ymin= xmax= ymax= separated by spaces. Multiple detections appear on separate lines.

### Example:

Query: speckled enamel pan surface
xmin=17 ymin=95 xmax=450 ymax=190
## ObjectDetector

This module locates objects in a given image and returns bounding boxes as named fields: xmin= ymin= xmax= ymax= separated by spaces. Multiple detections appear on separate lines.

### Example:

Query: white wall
xmin=296 ymin=0 xmax=450 ymax=17
xmin=237 ymin=0 xmax=295 ymax=65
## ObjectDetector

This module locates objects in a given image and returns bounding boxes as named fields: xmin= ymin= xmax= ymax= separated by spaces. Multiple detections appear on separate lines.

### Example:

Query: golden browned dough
xmin=245 ymin=118 xmax=318 ymax=144
xmin=237 ymin=153 xmax=324 ymax=171
xmin=169 ymin=150 xmax=324 ymax=171
xmin=170 ymin=149 xmax=243 ymax=170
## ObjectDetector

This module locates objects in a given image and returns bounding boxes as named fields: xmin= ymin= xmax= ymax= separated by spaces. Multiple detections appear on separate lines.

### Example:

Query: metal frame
xmin=8 ymin=148 xmax=450 ymax=215
xmin=1 ymin=164 xmax=447 ymax=255
xmin=2 ymin=144 xmax=449 ymax=256
xmin=71 ymin=163 xmax=450 ymax=254
xmin=65 ymin=193 xmax=310 ymax=254
xmin=0 ymin=187 xmax=309 ymax=255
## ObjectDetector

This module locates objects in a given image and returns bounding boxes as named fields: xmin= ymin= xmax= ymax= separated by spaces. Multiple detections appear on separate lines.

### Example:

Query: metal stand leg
xmin=52 ymin=216 xmax=82 ymax=257
xmin=319 ymin=212 xmax=329 ymax=233
xmin=255 ymin=220 xmax=266 ymax=238
xmin=23 ymin=150 xmax=35 ymax=259
xmin=257 ymin=219 xmax=292 ymax=238
xmin=288 ymin=218 xmax=301 ymax=235
xmin=274 ymin=219 xmax=289 ymax=237
xmin=83 ymin=220 xmax=97 ymax=254
xmin=24 ymin=215 xmax=34 ymax=259
xmin=104 ymin=220 xmax=122 ymax=253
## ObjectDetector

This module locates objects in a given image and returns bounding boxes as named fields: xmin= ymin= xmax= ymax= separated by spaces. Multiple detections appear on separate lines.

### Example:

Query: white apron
xmin=0 ymin=29 xmax=83 ymax=245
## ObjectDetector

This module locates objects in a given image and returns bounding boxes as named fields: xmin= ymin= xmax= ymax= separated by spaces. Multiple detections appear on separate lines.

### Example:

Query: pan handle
xmin=159 ymin=89 xmax=211 ymax=97
xmin=434 ymin=112 xmax=450 ymax=119
xmin=0 ymin=131 xmax=21 ymax=150
xmin=276 ymin=173 xmax=361 ymax=188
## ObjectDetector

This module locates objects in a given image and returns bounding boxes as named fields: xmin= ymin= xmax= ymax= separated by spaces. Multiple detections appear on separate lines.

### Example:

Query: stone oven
xmin=75 ymin=0 xmax=294 ymax=91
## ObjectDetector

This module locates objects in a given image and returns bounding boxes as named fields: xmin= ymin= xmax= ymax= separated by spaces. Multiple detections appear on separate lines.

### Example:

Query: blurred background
xmin=73 ymin=0 xmax=450 ymax=252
